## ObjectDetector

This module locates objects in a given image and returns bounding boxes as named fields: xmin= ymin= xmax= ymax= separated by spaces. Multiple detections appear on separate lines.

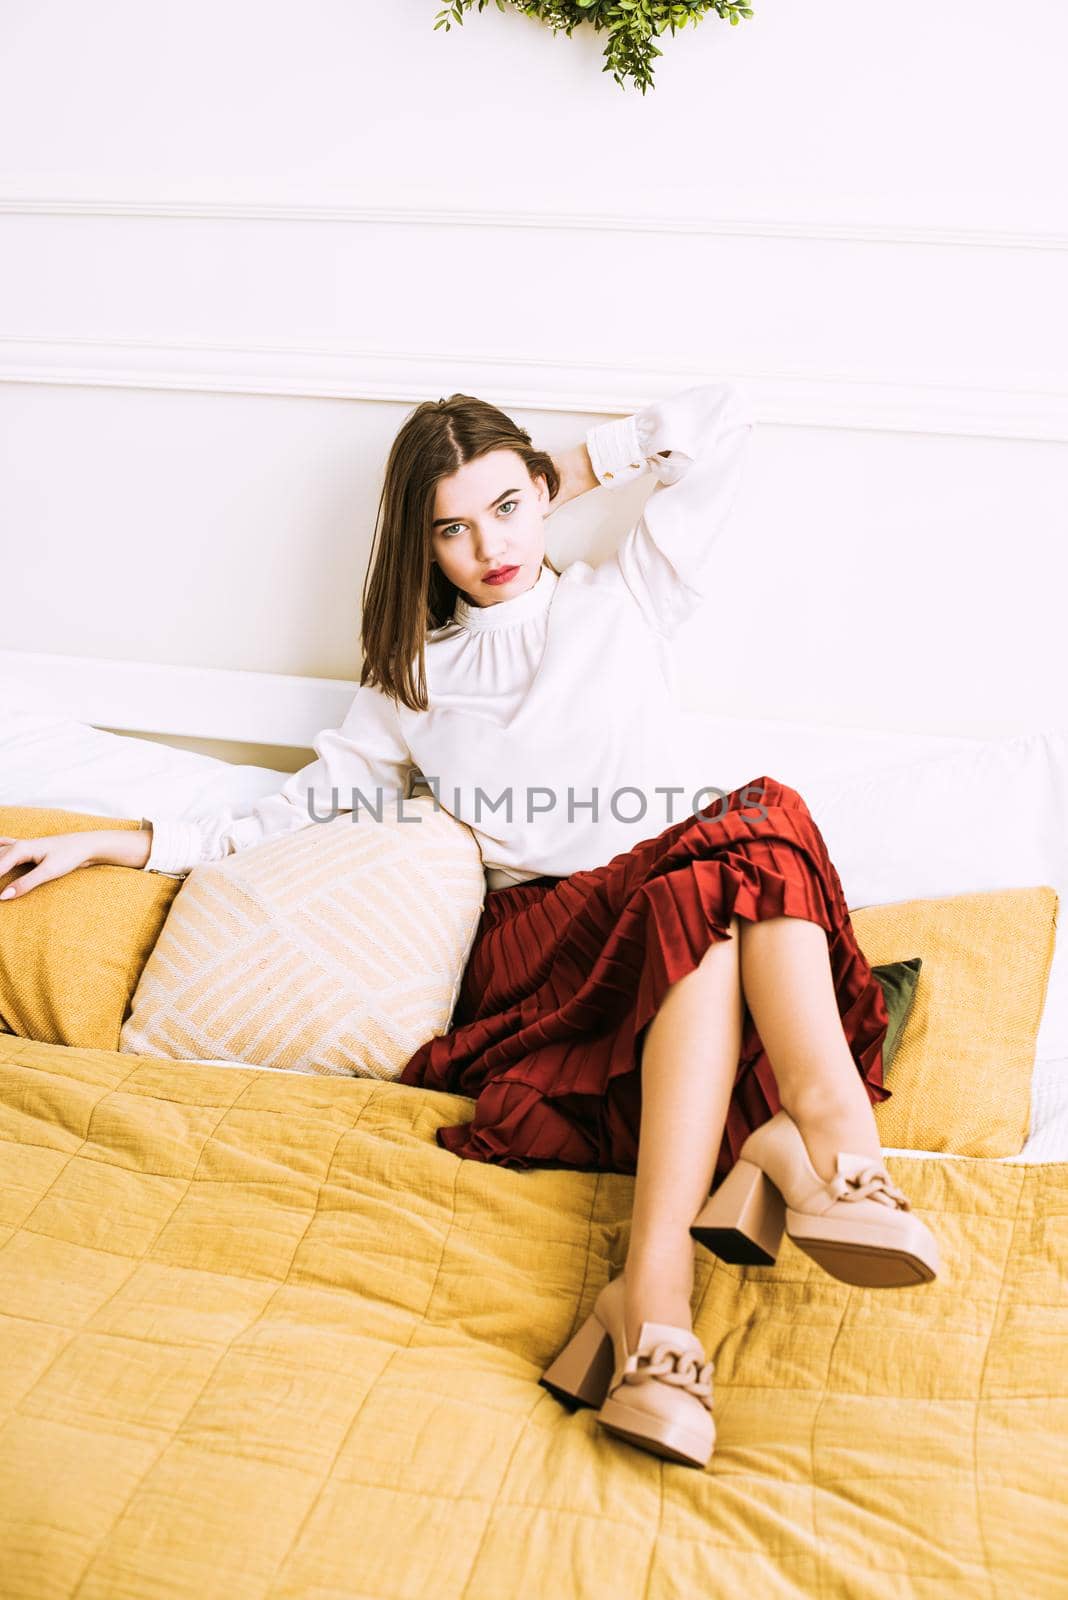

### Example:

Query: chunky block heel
xmin=539 ymin=1309 xmax=615 ymax=1409
xmin=540 ymin=1274 xmax=716 ymax=1467
xmin=696 ymin=1109 xmax=941 ymax=1289
xmin=689 ymin=1157 xmax=786 ymax=1265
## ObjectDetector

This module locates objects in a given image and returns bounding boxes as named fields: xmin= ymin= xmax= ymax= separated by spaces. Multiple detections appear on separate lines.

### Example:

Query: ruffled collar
xmin=451 ymin=560 xmax=558 ymax=632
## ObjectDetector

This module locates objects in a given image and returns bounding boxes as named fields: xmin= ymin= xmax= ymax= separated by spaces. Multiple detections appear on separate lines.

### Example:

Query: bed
xmin=1 ymin=653 xmax=1066 ymax=1599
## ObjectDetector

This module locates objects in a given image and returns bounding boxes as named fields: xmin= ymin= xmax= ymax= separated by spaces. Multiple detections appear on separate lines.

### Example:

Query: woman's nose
xmin=475 ymin=528 xmax=507 ymax=561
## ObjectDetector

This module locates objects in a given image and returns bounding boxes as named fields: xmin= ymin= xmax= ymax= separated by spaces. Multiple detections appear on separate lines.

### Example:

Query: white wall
xmin=2 ymin=0 xmax=1066 ymax=762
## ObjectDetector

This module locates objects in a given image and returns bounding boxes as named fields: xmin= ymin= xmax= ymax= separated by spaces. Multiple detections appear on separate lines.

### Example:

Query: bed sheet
xmin=185 ymin=1052 xmax=1068 ymax=1166
xmin=1 ymin=1033 xmax=1065 ymax=1599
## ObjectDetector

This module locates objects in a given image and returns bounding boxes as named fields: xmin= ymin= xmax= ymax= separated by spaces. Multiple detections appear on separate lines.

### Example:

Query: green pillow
xmin=871 ymin=957 xmax=922 ymax=1075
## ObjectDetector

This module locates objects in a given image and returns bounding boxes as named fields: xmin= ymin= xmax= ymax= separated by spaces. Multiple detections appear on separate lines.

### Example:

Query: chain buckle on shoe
xmin=828 ymin=1161 xmax=911 ymax=1210
xmin=619 ymin=1343 xmax=715 ymax=1410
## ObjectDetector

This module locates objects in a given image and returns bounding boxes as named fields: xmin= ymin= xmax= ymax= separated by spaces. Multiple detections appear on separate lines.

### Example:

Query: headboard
xmin=0 ymin=648 xmax=352 ymax=756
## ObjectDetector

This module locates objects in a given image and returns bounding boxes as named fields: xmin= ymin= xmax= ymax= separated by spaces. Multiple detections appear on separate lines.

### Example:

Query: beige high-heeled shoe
xmin=689 ymin=1108 xmax=940 ymax=1287
xmin=539 ymin=1272 xmax=716 ymax=1468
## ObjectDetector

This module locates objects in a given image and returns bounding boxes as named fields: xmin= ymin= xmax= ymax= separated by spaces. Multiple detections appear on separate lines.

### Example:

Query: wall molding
xmin=0 ymin=334 xmax=1066 ymax=441
xmin=1 ymin=193 xmax=1066 ymax=254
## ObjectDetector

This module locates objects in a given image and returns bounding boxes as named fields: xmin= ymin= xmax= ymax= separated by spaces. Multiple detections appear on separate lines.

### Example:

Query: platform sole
xmin=597 ymin=1394 xmax=714 ymax=1468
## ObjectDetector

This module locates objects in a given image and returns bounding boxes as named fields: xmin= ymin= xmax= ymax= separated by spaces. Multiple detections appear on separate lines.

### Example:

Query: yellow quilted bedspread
xmin=1 ymin=1034 xmax=1065 ymax=1600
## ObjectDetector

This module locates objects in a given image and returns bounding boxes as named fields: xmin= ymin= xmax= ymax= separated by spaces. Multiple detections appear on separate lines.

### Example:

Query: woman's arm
xmin=548 ymin=442 xmax=598 ymax=511
xmin=0 ymin=824 xmax=153 ymax=900
xmin=583 ymin=383 xmax=754 ymax=638
xmin=141 ymin=682 xmax=415 ymax=878
xmin=549 ymin=440 xmax=673 ymax=513
xmin=95 ymin=827 xmax=153 ymax=868
xmin=1 ymin=682 xmax=418 ymax=896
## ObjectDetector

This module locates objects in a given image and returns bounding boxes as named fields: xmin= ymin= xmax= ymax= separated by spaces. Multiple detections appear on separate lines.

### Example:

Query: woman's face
xmin=430 ymin=449 xmax=550 ymax=608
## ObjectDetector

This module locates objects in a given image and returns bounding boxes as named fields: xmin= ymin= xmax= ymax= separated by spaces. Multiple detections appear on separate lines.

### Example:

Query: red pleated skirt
xmin=396 ymin=775 xmax=892 ymax=1189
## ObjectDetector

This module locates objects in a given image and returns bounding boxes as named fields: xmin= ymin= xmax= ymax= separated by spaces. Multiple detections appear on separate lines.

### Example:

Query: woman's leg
xmin=736 ymin=914 xmax=883 ymax=1181
xmin=623 ymin=911 xmax=885 ymax=1350
xmin=623 ymin=916 xmax=744 ymax=1353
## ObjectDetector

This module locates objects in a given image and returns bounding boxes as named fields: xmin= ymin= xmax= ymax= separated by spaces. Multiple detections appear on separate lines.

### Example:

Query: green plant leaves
xmin=431 ymin=0 xmax=755 ymax=92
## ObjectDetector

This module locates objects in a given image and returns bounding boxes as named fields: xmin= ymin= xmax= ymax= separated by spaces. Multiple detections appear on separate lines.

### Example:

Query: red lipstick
xmin=483 ymin=565 xmax=520 ymax=585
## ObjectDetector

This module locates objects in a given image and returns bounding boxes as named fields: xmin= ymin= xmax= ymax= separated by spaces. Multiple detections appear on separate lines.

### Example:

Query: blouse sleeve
xmin=141 ymin=681 xmax=415 ymax=878
xmin=584 ymin=381 xmax=755 ymax=637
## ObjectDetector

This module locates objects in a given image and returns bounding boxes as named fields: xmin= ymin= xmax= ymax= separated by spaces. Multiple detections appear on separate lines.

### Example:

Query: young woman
xmin=0 ymin=382 xmax=939 ymax=1471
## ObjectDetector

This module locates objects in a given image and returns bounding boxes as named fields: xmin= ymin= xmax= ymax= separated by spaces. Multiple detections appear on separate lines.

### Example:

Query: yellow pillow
xmin=853 ymin=885 xmax=1058 ymax=1158
xmin=119 ymin=796 xmax=486 ymax=1079
xmin=0 ymin=807 xmax=180 ymax=1050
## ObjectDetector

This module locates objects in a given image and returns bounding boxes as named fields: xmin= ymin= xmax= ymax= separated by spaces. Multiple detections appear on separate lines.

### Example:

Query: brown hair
xmin=358 ymin=394 xmax=562 ymax=713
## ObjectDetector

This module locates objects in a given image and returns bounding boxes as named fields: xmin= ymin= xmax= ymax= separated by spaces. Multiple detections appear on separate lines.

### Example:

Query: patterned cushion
xmin=119 ymin=797 xmax=485 ymax=1078
xmin=855 ymin=885 xmax=1058 ymax=1157
xmin=0 ymin=806 xmax=180 ymax=1050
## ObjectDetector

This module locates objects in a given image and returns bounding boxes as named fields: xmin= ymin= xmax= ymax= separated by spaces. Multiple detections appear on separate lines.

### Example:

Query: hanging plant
xmin=432 ymin=0 xmax=754 ymax=95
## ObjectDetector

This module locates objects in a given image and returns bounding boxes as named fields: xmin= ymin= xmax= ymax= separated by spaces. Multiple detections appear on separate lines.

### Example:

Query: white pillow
xmin=793 ymin=729 xmax=1068 ymax=1059
xmin=0 ymin=705 xmax=286 ymax=822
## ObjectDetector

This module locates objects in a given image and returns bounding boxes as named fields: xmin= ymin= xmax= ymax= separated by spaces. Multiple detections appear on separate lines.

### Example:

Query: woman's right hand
xmin=0 ymin=827 xmax=152 ymax=900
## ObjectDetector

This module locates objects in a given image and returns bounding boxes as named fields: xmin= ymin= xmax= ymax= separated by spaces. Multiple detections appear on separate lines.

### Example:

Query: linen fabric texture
xmin=118 ymin=797 xmax=486 ymax=1077
xmin=2 ymin=1032 xmax=1064 ymax=1596
xmin=0 ymin=806 xmax=179 ymax=1050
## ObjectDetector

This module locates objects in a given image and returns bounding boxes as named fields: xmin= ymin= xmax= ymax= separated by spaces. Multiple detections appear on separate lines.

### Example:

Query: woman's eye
xmin=441 ymin=501 xmax=518 ymax=538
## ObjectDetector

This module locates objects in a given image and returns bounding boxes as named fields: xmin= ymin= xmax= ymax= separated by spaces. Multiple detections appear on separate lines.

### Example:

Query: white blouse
xmin=143 ymin=381 xmax=755 ymax=891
